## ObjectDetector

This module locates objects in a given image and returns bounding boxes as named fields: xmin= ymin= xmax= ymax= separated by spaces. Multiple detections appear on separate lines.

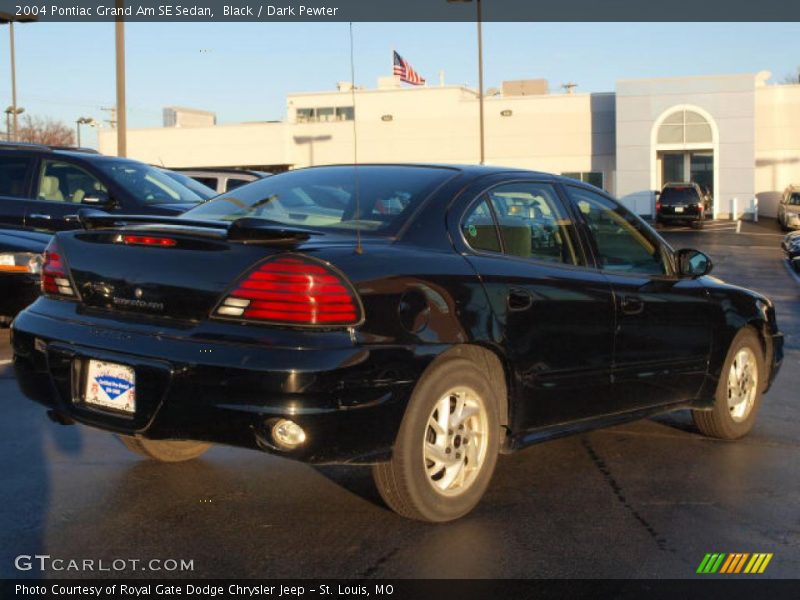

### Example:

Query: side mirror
xmin=676 ymin=248 xmax=713 ymax=277
xmin=82 ymin=192 xmax=114 ymax=207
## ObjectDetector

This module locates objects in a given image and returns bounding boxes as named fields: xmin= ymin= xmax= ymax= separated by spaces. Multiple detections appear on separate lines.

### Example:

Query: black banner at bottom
xmin=2 ymin=579 xmax=799 ymax=600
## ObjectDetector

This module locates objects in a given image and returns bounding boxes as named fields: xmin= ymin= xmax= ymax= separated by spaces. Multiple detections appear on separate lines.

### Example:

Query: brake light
xmin=215 ymin=255 xmax=363 ymax=327
xmin=656 ymin=200 xmax=662 ymax=212
xmin=120 ymin=235 xmax=177 ymax=247
xmin=41 ymin=239 xmax=77 ymax=298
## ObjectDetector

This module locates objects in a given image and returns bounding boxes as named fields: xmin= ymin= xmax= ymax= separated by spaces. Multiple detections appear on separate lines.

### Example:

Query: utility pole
xmin=115 ymin=1 xmax=127 ymax=157
xmin=9 ymin=21 xmax=17 ymax=141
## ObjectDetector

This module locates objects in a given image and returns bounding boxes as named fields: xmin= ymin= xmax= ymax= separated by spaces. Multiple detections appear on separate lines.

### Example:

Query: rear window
xmin=182 ymin=165 xmax=456 ymax=235
xmin=0 ymin=156 xmax=31 ymax=197
xmin=660 ymin=186 xmax=701 ymax=204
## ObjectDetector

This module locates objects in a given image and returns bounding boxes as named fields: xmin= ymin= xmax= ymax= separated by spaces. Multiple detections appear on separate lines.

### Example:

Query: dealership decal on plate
xmin=84 ymin=360 xmax=136 ymax=413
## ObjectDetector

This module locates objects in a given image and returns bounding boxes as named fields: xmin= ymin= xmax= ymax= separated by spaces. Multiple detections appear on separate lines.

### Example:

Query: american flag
xmin=393 ymin=51 xmax=426 ymax=86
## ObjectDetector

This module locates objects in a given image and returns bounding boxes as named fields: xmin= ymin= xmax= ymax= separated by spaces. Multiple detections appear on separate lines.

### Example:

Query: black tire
xmin=692 ymin=328 xmax=765 ymax=440
xmin=372 ymin=357 xmax=501 ymax=522
xmin=691 ymin=219 xmax=704 ymax=229
xmin=116 ymin=435 xmax=211 ymax=462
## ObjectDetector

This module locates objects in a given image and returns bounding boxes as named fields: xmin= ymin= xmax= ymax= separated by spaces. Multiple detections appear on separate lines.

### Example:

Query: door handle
xmin=620 ymin=295 xmax=644 ymax=316
xmin=507 ymin=288 xmax=533 ymax=311
xmin=29 ymin=213 xmax=52 ymax=220
xmin=64 ymin=214 xmax=79 ymax=223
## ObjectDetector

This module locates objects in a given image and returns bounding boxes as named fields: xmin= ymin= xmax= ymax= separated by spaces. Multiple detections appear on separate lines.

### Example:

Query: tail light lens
xmin=214 ymin=254 xmax=363 ymax=327
xmin=655 ymin=200 xmax=662 ymax=212
xmin=41 ymin=239 xmax=77 ymax=298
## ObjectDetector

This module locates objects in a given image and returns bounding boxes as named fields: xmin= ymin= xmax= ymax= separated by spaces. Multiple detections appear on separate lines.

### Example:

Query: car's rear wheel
xmin=116 ymin=435 xmax=211 ymax=462
xmin=372 ymin=358 xmax=500 ymax=522
xmin=692 ymin=328 xmax=764 ymax=440
xmin=691 ymin=219 xmax=704 ymax=229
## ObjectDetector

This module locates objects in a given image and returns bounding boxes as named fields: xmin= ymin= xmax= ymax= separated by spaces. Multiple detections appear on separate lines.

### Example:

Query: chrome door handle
xmin=29 ymin=213 xmax=52 ymax=220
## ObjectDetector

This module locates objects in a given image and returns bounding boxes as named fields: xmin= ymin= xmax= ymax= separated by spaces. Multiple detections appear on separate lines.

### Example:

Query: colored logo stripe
xmin=697 ymin=553 xmax=773 ymax=574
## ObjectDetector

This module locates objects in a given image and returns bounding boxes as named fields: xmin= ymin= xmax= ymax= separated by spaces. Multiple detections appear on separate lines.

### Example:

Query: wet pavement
xmin=1 ymin=219 xmax=798 ymax=579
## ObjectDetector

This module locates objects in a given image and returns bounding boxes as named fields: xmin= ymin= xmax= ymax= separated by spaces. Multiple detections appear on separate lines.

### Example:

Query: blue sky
xmin=0 ymin=22 xmax=798 ymax=148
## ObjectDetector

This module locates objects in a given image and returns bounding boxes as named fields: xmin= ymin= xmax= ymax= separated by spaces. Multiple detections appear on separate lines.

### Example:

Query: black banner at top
xmin=0 ymin=0 xmax=799 ymax=22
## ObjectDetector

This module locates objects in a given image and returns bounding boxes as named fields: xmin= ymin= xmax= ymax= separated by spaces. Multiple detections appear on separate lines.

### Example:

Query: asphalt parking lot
xmin=1 ymin=219 xmax=798 ymax=580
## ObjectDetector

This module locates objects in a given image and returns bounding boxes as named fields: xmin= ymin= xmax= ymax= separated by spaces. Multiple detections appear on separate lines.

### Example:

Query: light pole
xmin=447 ymin=0 xmax=485 ymax=164
xmin=76 ymin=117 xmax=95 ymax=147
xmin=1 ymin=12 xmax=36 ymax=142
xmin=115 ymin=1 xmax=127 ymax=157
xmin=4 ymin=106 xmax=24 ymax=142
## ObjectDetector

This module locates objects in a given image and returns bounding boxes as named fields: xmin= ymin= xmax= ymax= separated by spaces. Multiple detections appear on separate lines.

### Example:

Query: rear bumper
xmin=657 ymin=209 xmax=704 ymax=221
xmin=11 ymin=299 xmax=435 ymax=464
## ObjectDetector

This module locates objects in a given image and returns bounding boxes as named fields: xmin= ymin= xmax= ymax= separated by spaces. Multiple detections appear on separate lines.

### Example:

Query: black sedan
xmin=0 ymin=228 xmax=49 ymax=325
xmin=781 ymin=230 xmax=800 ymax=273
xmin=11 ymin=165 xmax=783 ymax=522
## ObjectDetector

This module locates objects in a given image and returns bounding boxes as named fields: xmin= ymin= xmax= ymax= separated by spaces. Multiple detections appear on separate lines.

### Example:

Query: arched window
xmin=656 ymin=109 xmax=713 ymax=145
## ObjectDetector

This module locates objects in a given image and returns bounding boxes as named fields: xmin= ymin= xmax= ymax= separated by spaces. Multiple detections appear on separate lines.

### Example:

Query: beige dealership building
xmin=98 ymin=71 xmax=800 ymax=219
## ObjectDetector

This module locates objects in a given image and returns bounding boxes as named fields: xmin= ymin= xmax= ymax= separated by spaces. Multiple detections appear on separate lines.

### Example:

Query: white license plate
xmin=84 ymin=360 xmax=136 ymax=413
xmin=674 ymin=206 xmax=685 ymax=213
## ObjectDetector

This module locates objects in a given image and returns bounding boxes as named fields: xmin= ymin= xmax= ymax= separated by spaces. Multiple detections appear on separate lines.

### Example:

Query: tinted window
xmin=486 ymin=183 xmax=579 ymax=265
xmin=568 ymin=186 xmax=668 ymax=276
xmin=0 ymin=157 xmax=31 ymax=197
xmin=462 ymin=199 xmax=501 ymax=253
xmin=660 ymin=186 xmax=701 ymax=205
xmin=37 ymin=160 xmax=107 ymax=203
xmin=225 ymin=178 xmax=249 ymax=192
xmin=95 ymin=160 xmax=204 ymax=205
xmin=183 ymin=166 xmax=456 ymax=236
xmin=788 ymin=193 xmax=800 ymax=207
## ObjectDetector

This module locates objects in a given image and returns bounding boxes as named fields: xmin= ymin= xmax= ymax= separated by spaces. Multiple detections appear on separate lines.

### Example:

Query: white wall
xmin=616 ymin=73 xmax=762 ymax=218
xmin=756 ymin=84 xmax=800 ymax=217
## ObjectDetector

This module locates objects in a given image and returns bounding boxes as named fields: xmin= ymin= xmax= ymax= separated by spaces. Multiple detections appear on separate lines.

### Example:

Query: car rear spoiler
xmin=77 ymin=210 xmax=317 ymax=245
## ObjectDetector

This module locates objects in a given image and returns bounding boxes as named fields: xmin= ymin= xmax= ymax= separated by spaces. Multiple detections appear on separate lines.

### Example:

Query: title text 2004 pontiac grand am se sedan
xmin=11 ymin=165 xmax=783 ymax=522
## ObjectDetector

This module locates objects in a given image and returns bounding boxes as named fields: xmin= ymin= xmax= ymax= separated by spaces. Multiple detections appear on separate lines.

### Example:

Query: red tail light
xmin=121 ymin=235 xmax=177 ymax=247
xmin=41 ymin=239 xmax=77 ymax=298
xmin=214 ymin=255 xmax=363 ymax=327
xmin=655 ymin=200 xmax=662 ymax=212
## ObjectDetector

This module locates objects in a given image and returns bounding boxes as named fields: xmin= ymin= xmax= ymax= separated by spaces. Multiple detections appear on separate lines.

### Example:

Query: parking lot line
xmin=0 ymin=360 xmax=11 ymax=365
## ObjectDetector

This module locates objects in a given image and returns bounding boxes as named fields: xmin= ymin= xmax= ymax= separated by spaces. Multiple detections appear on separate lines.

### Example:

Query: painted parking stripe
xmin=0 ymin=359 xmax=12 ymax=365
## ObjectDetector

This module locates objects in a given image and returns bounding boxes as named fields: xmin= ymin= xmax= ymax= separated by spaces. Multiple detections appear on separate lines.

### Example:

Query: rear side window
xmin=225 ymin=178 xmax=249 ymax=192
xmin=462 ymin=199 xmax=501 ymax=253
xmin=486 ymin=183 xmax=579 ymax=265
xmin=660 ymin=186 xmax=700 ymax=204
xmin=568 ymin=186 xmax=668 ymax=276
xmin=193 ymin=176 xmax=219 ymax=190
xmin=0 ymin=156 xmax=32 ymax=197
xmin=37 ymin=160 xmax=108 ymax=203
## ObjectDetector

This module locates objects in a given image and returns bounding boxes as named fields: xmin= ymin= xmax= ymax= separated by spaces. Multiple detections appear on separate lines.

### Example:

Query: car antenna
xmin=349 ymin=22 xmax=363 ymax=255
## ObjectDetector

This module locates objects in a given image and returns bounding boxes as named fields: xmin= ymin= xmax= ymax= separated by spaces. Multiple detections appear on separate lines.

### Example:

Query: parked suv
xmin=655 ymin=182 xmax=711 ymax=228
xmin=778 ymin=185 xmax=800 ymax=231
xmin=174 ymin=168 xmax=271 ymax=194
xmin=0 ymin=143 xmax=206 ymax=232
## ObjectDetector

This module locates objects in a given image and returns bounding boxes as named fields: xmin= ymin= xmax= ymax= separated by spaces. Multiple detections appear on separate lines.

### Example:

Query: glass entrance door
xmin=662 ymin=153 xmax=685 ymax=184
xmin=690 ymin=152 xmax=713 ymax=195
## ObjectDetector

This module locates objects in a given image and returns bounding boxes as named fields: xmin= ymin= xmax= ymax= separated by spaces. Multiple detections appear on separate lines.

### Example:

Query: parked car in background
xmin=778 ymin=185 xmax=800 ymax=231
xmin=160 ymin=169 xmax=217 ymax=201
xmin=174 ymin=168 xmax=271 ymax=194
xmin=655 ymin=182 xmax=711 ymax=228
xmin=0 ymin=228 xmax=49 ymax=325
xmin=0 ymin=143 xmax=206 ymax=232
xmin=12 ymin=165 xmax=783 ymax=522
xmin=781 ymin=230 xmax=800 ymax=273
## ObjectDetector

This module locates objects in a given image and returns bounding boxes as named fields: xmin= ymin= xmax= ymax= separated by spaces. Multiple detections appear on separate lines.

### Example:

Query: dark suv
xmin=0 ymin=143 xmax=205 ymax=232
xmin=655 ymin=182 xmax=711 ymax=228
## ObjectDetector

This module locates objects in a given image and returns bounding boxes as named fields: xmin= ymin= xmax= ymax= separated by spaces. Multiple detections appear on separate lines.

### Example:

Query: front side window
xmin=486 ymin=183 xmax=579 ymax=265
xmin=568 ymin=186 xmax=669 ymax=276
xmin=96 ymin=160 xmax=203 ymax=205
xmin=37 ymin=160 xmax=107 ymax=204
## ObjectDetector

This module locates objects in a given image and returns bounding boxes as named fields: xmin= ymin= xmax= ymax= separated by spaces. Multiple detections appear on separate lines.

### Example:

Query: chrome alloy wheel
xmin=727 ymin=347 xmax=759 ymax=423
xmin=423 ymin=386 xmax=489 ymax=496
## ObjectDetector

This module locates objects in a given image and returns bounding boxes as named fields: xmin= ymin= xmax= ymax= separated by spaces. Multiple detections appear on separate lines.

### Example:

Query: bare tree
xmin=15 ymin=115 xmax=76 ymax=146
xmin=781 ymin=67 xmax=800 ymax=84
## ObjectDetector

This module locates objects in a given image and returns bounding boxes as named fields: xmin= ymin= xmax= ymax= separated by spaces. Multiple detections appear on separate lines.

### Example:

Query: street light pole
xmin=9 ymin=21 xmax=18 ymax=141
xmin=476 ymin=0 xmax=484 ymax=165
xmin=115 ymin=1 xmax=127 ymax=157
xmin=76 ymin=117 xmax=95 ymax=147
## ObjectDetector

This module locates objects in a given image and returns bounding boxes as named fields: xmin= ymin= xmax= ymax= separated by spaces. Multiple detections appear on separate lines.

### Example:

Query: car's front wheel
xmin=693 ymin=328 xmax=764 ymax=439
xmin=116 ymin=435 xmax=211 ymax=462
xmin=372 ymin=358 xmax=500 ymax=522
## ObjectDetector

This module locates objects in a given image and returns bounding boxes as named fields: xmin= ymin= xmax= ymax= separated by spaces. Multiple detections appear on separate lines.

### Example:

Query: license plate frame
xmin=674 ymin=206 xmax=685 ymax=213
xmin=83 ymin=359 xmax=136 ymax=414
